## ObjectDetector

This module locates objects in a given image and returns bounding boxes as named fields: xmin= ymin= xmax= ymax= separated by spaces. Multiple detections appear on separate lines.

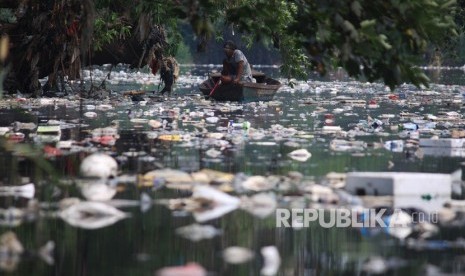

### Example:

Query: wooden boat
xmin=199 ymin=71 xmax=281 ymax=102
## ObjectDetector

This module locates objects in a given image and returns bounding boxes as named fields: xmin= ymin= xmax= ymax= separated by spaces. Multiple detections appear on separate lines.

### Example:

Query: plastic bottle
xmin=242 ymin=121 xmax=251 ymax=130
xmin=231 ymin=123 xmax=243 ymax=129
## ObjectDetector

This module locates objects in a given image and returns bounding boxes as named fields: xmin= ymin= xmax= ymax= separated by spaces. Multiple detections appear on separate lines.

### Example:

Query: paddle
xmin=208 ymin=80 xmax=220 ymax=98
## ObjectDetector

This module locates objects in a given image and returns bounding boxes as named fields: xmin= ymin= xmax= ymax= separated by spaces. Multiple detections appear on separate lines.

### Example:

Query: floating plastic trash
xmin=96 ymin=104 xmax=113 ymax=111
xmin=155 ymin=262 xmax=207 ymax=276
xmin=240 ymin=193 xmax=277 ymax=218
xmin=321 ymin=126 xmax=342 ymax=134
xmin=91 ymin=127 xmax=118 ymax=146
xmin=6 ymin=132 xmax=25 ymax=143
xmin=382 ymin=210 xmax=413 ymax=239
xmin=205 ymin=117 xmax=219 ymax=124
xmin=148 ymin=120 xmax=163 ymax=128
xmin=130 ymin=118 xmax=148 ymax=124
xmin=222 ymin=246 xmax=254 ymax=264
xmin=0 ymin=208 xmax=24 ymax=227
xmin=0 ymin=231 xmax=24 ymax=255
xmin=367 ymin=99 xmax=379 ymax=108
xmin=303 ymin=184 xmax=338 ymax=203
xmin=175 ymin=223 xmax=221 ymax=242
xmin=241 ymin=176 xmax=275 ymax=191
xmin=420 ymin=138 xmax=465 ymax=148
xmin=0 ymin=231 xmax=24 ymax=271
xmin=0 ymin=127 xmax=9 ymax=136
xmin=260 ymin=246 xmax=281 ymax=276
xmin=228 ymin=120 xmax=251 ymax=130
xmin=287 ymin=149 xmax=312 ymax=162
xmin=205 ymin=148 xmax=222 ymax=158
xmin=83 ymin=112 xmax=97 ymax=118
xmin=139 ymin=169 xmax=193 ymax=187
xmin=401 ymin=122 xmax=419 ymax=131
xmin=80 ymin=153 xmax=118 ymax=179
xmin=345 ymin=172 xmax=452 ymax=213
xmin=0 ymin=183 xmax=35 ymax=199
xmin=78 ymin=180 xmax=117 ymax=201
xmin=192 ymin=169 xmax=235 ymax=184
xmin=325 ymin=172 xmax=347 ymax=189
xmin=330 ymin=139 xmax=366 ymax=152
xmin=362 ymin=256 xmax=388 ymax=274
xmin=384 ymin=140 xmax=404 ymax=152
xmin=190 ymin=185 xmax=240 ymax=222
xmin=158 ymin=134 xmax=182 ymax=141
xmin=13 ymin=121 xmax=36 ymax=130
xmin=59 ymin=201 xmax=128 ymax=230
xmin=38 ymin=241 xmax=55 ymax=265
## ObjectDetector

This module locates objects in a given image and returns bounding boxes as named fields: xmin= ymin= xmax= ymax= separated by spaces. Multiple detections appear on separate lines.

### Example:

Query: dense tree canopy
xmin=0 ymin=0 xmax=459 ymax=95
xmin=174 ymin=0 xmax=457 ymax=89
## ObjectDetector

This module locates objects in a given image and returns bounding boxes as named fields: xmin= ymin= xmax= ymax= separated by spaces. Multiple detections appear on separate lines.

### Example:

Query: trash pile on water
xmin=1 ymin=65 xmax=465 ymax=273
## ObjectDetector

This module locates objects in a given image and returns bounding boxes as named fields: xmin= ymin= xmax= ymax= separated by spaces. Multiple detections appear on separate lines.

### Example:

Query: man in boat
xmin=221 ymin=40 xmax=254 ymax=84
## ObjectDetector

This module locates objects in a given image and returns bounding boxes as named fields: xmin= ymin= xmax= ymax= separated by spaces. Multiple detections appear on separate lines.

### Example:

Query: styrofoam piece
xmin=345 ymin=172 xmax=451 ymax=213
xmin=419 ymin=138 xmax=465 ymax=148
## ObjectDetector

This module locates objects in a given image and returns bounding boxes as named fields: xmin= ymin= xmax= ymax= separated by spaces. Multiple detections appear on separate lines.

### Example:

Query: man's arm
xmin=221 ymin=59 xmax=230 ymax=75
xmin=234 ymin=61 xmax=244 ymax=83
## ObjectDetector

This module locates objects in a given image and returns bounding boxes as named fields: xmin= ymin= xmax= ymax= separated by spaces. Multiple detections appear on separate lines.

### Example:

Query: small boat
xmin=199 ymin=71 xmax=281 ymax=102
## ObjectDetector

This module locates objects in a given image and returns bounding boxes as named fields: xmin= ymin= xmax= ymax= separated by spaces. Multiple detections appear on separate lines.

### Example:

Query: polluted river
xmin=1 ymin=64 xmax=465 ymax=275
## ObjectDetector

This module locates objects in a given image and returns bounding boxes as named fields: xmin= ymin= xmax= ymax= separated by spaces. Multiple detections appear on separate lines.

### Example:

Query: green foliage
xmin=93 ymin=10 xmax=132 ymax=51
xmin=279 ymin=37 xmax=312 ymax=80
xmin=225 ymin=0 xmax=296 ymax=42
xmin=164 ymin=20 xmax=183 ymax=57
xmin=287 ymin=0 xmax=455 ymax=89
xmin=0 ymin=8 xmax=16 ymax=23
xmin=170 ymin=0 xmax=457 ymax=89
xmin=175 ymin=40 xmax=193 ymax=64
xmin=440 ymin=2 xmax=465 ymax=66
xmin=223 ymin=1 xmax=303 ymax=79
xmin=88 ymin=0 xmax=458 ymax=89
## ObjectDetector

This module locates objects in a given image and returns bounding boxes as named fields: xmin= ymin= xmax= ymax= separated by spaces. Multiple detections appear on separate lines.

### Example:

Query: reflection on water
xmin=1 ymin=66 xmax=465 ymax=274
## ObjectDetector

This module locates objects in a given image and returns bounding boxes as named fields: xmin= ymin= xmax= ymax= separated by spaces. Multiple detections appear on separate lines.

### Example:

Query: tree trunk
xmin=1 ymin=0 xmax=91 ymax=96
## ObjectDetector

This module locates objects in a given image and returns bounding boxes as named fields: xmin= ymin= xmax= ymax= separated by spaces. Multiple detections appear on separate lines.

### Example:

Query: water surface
xmin=1 ymin=65 xmax=465 ymax=275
